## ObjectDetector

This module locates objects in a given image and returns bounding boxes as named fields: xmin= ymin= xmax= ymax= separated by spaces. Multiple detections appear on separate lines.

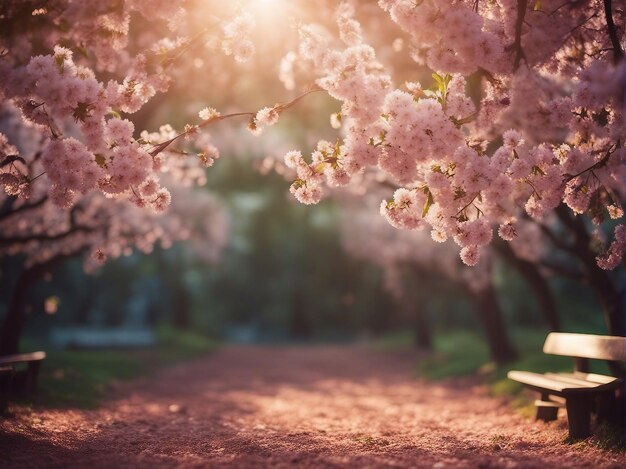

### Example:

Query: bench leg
xmin=596 ymin=391 xmax=618 ymax=425
xmin=0 ymin=380 xmax=7 ymax=414
xmin=536 ymin=393 xmax=559 ymax=421
xmin=565 ymin=396 xmax=593 ymax=439
xmin=25 ymin=361 xmax=41 ymax=395
xmin=536 ymin=403 xmax=559 ymax=421
xmin=0 ymin=370 xmax=13 ymax=414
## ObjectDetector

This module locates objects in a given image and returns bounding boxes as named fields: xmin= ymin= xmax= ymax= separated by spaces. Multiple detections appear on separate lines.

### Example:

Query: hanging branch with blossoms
xmin=281 ymin=0 xmax=625 ymax=273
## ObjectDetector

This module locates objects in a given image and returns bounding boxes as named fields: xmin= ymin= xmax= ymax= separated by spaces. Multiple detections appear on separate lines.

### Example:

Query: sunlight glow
xmin=248 ymin=0 xmax=287 ymax=20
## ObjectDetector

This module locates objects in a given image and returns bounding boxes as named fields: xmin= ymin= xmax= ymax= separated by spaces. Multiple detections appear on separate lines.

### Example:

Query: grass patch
xmin=155 ymin=326 xmax=218 ymax=364
xmin=418 ymin=328 xmax=574 ymax=383
xmin=37 ymin=349 xmax=142 ymax=408
xmin=587 ymin=423 xmax=626 ymax=452
xmin=418 ymin=330 xmax=491 ymax=380
xmin=564 ymin=423 xmax=626 ymax=452
xmin=15 ymin=327 xmax=218 ymax=409
xmin=374 ymin=330 xmax=414 ymax=352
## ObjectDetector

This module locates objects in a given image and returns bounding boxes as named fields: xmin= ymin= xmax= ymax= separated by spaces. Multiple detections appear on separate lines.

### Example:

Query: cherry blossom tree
xmin=0 ymin=98 xmax=229 ymax=355
xmin=0 ymin=0 xmax=311 ymax=354
xmin=1 ymin=0 xmax=625 ymax=354
xmin=281 ymin=1 xmax=625 ymax=336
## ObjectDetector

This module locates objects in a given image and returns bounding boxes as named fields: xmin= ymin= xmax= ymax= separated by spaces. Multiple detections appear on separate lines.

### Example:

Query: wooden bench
xmin=0 ymin=351 xmax=46 ymax=395
xmin=507 ymin=333 xmax=625 ymax=439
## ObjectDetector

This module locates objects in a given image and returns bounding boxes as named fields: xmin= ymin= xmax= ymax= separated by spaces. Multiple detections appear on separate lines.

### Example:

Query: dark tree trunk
xmin=171 ymin=283 xmax=191 ymax=329
xmin=495 ymin=241 xmax=561 ymax=331
xmin=155 ymin=251 xmax=191 ymax=330
xmin=290 ymin=291 xmax=311 ymax=339
xmin=555 ymin=206 xmax=625 ymax=336
xmin=555 ymin=206 xmax=625 ymax=376
xmin=470 ymin=284 xmax=519 ymax=365
xmin=412 ymin=307 xmax=432 ymax=351
xmin=587 ymin=268 xmax=625 ymax=336
xmin=0 ymin=255 xmax=70 ymax=356
xmin=403 ymin=266 xmax=433 ymax=351
xmin=584 ymin=268 xmax=625 ymax=377
xmin=171 ymin=265 xmax=191 ymax=329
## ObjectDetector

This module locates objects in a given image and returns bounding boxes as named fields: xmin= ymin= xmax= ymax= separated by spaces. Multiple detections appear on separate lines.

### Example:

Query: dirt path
xmin=1 ymin=345 xmax=624 ymax=468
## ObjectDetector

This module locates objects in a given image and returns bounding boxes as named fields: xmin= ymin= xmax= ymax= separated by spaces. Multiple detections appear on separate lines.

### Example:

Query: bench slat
xmin=508 ymin=371 xmax=571 ymax=393
xmin=543 ymin=372 xmax=616 ymax=388
xmin=507 ymin=370 xmax=622 ymax=395
xmin=0 ymin=351 xmax=46 ymax=366
xmin=572 ymin=372 xmax=618 ymax=385
xmin=543 ymin=333 xmax=626 ymax=362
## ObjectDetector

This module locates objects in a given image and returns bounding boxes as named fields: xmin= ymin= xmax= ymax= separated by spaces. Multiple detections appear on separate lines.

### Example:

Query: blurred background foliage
xmin=0 ymin=0 xmax=623 ymax=409
xmin=0 ymin=149 xmax=613 ymax=348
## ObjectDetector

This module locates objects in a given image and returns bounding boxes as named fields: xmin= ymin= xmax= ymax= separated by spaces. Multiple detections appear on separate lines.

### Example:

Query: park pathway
xmin=1 ymin=345 xmax=625 ymax=468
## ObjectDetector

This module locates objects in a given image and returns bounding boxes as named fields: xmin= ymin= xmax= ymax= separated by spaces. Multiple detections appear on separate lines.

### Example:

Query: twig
xmin=513 ymin=0 xmax=529 ymax=70
xmin=149 ymin=86 xmax=323 ymax=157
xmin=603 ymin=0 xmax=624 ymax=63
xmin=563 ymin=142 xmax=619 ymax=182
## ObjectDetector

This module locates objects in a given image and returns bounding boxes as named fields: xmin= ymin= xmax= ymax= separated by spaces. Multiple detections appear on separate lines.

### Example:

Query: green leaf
xmin=292 ymin=178 xmax=306 ymax=189
xmin=432 ymin=72 xmax=445 ymax=94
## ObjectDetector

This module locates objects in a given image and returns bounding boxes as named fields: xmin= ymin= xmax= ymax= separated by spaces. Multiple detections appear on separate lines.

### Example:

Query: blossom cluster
xmin=0 ymin=100 xmax=228 ymax=272
xmin=221 ymin=12 xmax=256 ymax=63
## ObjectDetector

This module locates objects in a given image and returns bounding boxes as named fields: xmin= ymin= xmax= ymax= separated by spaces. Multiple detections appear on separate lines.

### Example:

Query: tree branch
xmin=512 ymin=0 xmax=529 ymax=70
xmin=0 ymin=224 xmax=93 ymax=246
xmin=603 ymin=0 xmax=624 ymax=63
xmin=148 ymin=86 xmax=323 ymax=157
xmin=535 ymin=219 xmax=578 ymax=254
xmin=0 ymin=195 xmax=47 ymax=222
xmin=539 ymin=259 xmax=586 ymax=282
